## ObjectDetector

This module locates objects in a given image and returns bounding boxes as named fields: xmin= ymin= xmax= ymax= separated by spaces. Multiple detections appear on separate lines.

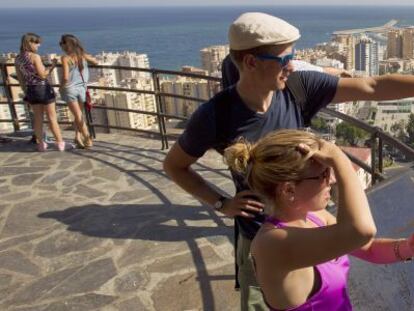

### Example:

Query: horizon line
xmin=2 ymin=4 xmax=414 ymax=9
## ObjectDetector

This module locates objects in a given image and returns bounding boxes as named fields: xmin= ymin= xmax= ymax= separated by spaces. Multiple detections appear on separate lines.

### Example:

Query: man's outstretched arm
xmin=332 ymin=74 xmax=414 ymax=103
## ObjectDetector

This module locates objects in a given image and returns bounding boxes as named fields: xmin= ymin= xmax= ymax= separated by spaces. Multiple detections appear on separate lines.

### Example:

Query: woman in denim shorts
xmin=59 ymin=34 xmax=98 ymax=148
xmin=15 ymin=33 xmax=66 ymax=152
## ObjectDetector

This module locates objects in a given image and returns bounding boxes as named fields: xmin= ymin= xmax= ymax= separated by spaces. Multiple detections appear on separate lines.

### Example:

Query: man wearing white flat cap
xmin=164 ymin=12 xmax=414 ymax=310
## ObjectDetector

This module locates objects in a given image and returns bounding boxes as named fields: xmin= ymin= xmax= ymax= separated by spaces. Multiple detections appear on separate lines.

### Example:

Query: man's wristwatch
xmin=213 ymin=195 xmax=228 ymax=211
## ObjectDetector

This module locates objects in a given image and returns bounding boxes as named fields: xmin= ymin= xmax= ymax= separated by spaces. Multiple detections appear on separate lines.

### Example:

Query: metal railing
xmin=1 ymin=62 xmax=414 ymax=185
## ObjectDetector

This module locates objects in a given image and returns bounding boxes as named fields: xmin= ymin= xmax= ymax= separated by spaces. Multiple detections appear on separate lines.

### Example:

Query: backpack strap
xmin=285 ymin=71 xmax=311 ymax=127
xmin=213 ymin=88 xmax=233 ymax=154
xmin=212 ymin=88 xmax=240 ymax=290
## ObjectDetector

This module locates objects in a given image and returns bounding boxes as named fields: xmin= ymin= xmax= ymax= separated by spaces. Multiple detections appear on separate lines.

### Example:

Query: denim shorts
xmin=61 ymin=85 xmax=87 ymax=104
xmin=25 ymin=84 xmax=56 ymax=105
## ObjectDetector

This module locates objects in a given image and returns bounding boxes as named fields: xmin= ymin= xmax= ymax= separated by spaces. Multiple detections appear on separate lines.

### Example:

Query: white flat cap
xmin=229 ymin=12 xmax=301 ymax=50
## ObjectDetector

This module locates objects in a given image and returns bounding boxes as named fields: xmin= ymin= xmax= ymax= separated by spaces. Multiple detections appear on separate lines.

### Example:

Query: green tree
xmin=406 ymin=113 xmax=414 ymax=144
xmin=390 ymin=121 xmax=407 ymax=141
xmin=311 ymin=117 xmax=329 ymax=133
xmin=335 ymin=122 xmax=369 ymax=146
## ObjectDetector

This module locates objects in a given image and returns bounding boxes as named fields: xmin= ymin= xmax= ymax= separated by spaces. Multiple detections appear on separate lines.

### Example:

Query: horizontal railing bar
xmin=2 ymin=62 xmax=413 ymax=172
xmin=2 ymin=62 xmax=222 ymax=82
xmin=160 ymin=113 xmax=187 ymax=121
xmin=91 ymin=105 xmax=159 ymax=117
xmin=321 ymin=108 xmax=378 ymax=134
xmin=322 ymin=107 xmax=414 ymax=158
xmin=0 ymin=119 xmax=29 ymax=122
xmin=0 ymin=84 xmax=209 ymax=103
xmin=91 ymin=124 xmax=161 ymax=136
xmin=0 ymin=100 xmax=186 ymax=120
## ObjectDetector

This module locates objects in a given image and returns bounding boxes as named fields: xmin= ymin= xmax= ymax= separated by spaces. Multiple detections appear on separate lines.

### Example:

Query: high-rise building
xmin=200 ymin=45 xmax=229 ymax=75
xmin=333 ymin=34 xmax=356 ymax=70
xmin=104 ymin=79 xmax=157 ymax=132
xmin=355 ymin=37 xmax=379 ymax=76
xmin=117 ymin=52 xmax=151 ymax=80
xmin=315 ymin=57 xmax=344 ymax=69
xmin=92 ymin=52 xmax=119 ymax=86
xmin=402 ymin=28 xmax=414 ymax=59
xmin=0 ymin=54 xmax=30 ymax=132
xmin=373 ymin=98 xmax=414 ymax=133
xmin=161 ymin=77 xmax=209 ymax=117
xmin=0 ymin=92 xmax=12 ymax=133
xmin=387 ymin=30 xmax=402 ymax=59
xmin=92 ymin=52 xmax=151 ymax=87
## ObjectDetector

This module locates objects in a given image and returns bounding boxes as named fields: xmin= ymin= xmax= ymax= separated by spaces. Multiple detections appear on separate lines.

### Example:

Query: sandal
xmin=83 ymin=136 xmax=93 ymax=148
xmin=74 ymin=137 xmax=85 ymax=149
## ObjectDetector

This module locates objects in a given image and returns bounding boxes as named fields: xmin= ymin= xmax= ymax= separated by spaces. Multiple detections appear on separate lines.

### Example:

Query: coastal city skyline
xmin=2 ymin=6 xmax=414 ymax=70
xmin=2 ymin=6 xmax=414 ymax=157
xmin=2 ymin=16 xmax=414 ymax=140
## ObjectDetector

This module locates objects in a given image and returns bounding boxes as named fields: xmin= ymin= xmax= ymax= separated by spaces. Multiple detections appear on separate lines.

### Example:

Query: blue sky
xmin=1 ymin=1 xmax=413 ymax=8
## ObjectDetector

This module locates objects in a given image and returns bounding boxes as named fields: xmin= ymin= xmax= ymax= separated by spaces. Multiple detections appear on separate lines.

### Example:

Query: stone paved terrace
xmin=0 ymin=132 xmax=238 ymax=311
xmin=1 ymin=131 xmax=413 ymax=311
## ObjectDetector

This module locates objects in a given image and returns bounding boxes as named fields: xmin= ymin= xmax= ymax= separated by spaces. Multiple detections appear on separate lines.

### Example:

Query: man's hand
xmin=220 ymin=190 xmax=265 ymax=218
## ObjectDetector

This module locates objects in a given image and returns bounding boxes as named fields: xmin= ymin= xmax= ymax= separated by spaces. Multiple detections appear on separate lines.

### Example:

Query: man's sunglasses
xmin=256 ymin=49 xmax=295 ymax=67
xmin=59 ymin=41 xmax=65 ymax=46
xmin=31 ymin=39 xmax=41 ymax=44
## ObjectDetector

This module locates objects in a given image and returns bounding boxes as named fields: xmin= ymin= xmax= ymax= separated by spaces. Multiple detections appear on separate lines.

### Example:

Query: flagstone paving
xmin=0 ymin=132 xmax=238 ymax=311
xmin=1 ymin=132 xmax=413 ymax=311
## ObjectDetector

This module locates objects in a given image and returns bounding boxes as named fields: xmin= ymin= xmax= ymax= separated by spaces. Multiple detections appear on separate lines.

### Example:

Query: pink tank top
xmin=264 ymin=213 xmax=353 ymax=311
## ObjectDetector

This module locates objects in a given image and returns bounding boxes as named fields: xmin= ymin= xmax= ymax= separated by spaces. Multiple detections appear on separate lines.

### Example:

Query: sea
xmin=1 ymin=6 xmax=414 ymax=70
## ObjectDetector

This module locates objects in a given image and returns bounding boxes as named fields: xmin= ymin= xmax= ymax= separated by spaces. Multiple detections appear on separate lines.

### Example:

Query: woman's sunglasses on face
xmin=299 ymin=167 xmax=331 ymax=185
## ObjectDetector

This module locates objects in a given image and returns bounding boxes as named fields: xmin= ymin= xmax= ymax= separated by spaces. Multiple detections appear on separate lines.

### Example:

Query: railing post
xmin=370 ymin=133 xmax=377 ymax=185
xmin=1 ymin=64 xmax=20 ymax=132
xmin=378 ymin=136 xmax=383 ymax=174
xmin=157 ymin=73 xmax=168 ymax=149
xmin=84 ymin=105 xmax=96 ymax=139
xmin=151 ymin=70 xmax=168 ymax=150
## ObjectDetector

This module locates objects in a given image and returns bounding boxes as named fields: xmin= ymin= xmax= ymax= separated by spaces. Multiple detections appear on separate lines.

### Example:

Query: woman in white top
xmin=59 ymin=34 xmax=98 ymax=148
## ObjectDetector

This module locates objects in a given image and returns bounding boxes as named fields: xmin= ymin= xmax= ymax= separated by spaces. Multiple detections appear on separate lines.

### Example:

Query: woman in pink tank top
xmin=224 ymin=130 xmax=414 ymax=310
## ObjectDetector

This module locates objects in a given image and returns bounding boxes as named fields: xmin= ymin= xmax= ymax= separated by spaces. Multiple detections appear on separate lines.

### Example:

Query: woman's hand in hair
xmin=296 ymin=139 xmax=346 ymax=168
